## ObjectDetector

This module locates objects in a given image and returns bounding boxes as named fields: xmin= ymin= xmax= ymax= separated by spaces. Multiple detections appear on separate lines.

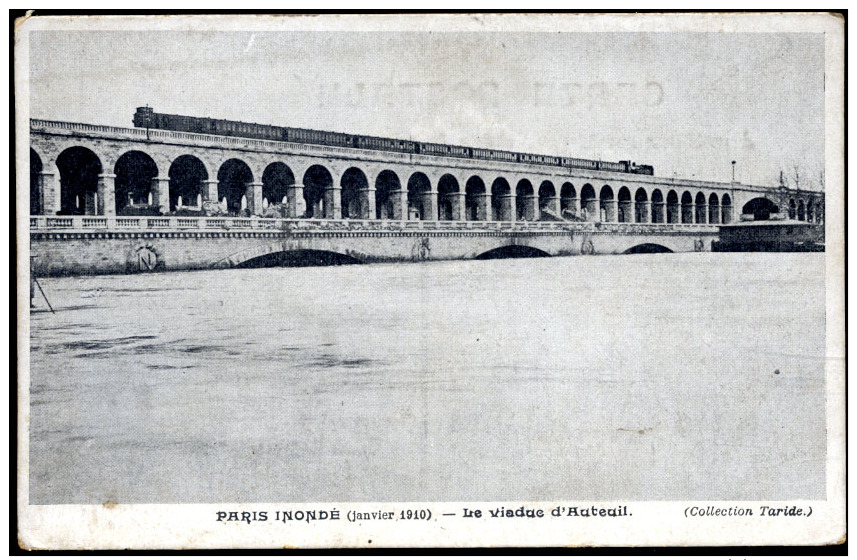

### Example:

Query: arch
xmin=340 ymin=167 xmax=368 ymax=219
xmin=694 ymin=192 xmax=707 ymax=224
xmin=788 ymin=198 xmax=797 ymax=219
xmin=262 ymin=162 xmax=294 ymax=209
xmin=169 ymin=155 xmax=209 ymax=213
xmin=617 ymin=186 xmax=632 ymax=223
xmin=666 ymin=190 xmax=679 ymax=224
xmin=634 ymin=188 xmax=649 ymax=223
xmin=708 ymin=193 xmax=720 ymax=225
xmin=516 ymin=179 xmax=535 ymax=221
xmin=437 ymin=174 xmax=460 ymax=221
xmin=599 ymin=185 xmax=615 ymax=222
xmin=218 ymin=158 xmax=254 ymax=214
xmin=407 ymin=172 xmax=432 ymax=220
xmin=303 ymin=164 xmax=333 ymax=218
xmin=465 ymin=176 xmax=487 ymax=221
xmin=721 ymin=193 xmax=733 ymax=224
xmin=30 ymin=149 xmax=43 ymax=215
xmin=538 ymin=180 xmax=556 ymax=218
xmin=560 ymin=182 xmax=577 ymax=218
xmin=680 ymin=191 xmax=694 ymax=223
xmin=580 ymin=183 xmax=597 ymax=221
xmin=491 ymin=177 xmax=512 ymax=221
xmin=797 ymin=199 xmax=806 ymax=221
xmin=807 ymin=200 xmax=815 ymax=223
xmin=742 ymin=197 xmax=779 ymax=221
xmin=115 ymin=150 xmax=158 ymax=214
xmin=236 ymin=249 xmax=362 ymax=269
xmin=623 ymin=243 xmax=674 ymax=254
xmin=651 ymin=189 xmax=665 ymax=223
xmin=375 ymin=170 xmax=401 ymax=220
xmin=475 ymin=245 xmax=551 ymax=260
xmin=56 ymin=146 xmax=103 ymax=215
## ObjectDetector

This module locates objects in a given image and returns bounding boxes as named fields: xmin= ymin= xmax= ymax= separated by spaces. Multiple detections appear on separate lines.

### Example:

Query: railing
xmin=29 ymin=214 xmax=724 ymax=234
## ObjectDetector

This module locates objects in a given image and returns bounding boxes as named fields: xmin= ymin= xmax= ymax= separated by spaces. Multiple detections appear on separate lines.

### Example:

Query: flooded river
xmin=27 ymin=253 xmax=827 ymax=504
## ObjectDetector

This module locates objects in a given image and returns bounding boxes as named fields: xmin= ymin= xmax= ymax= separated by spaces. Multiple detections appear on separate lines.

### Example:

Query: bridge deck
xmin=30 ymin=215 xmax=718 ymax=234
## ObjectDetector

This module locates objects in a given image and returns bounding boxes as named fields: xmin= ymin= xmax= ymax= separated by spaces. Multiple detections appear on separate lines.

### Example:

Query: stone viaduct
xmin=27 ymin=118 xmax=825 ymax=275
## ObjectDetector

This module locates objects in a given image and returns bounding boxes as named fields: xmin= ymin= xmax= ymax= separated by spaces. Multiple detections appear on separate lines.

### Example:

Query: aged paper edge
xmin=14 ymin=12 xmax=846 ymax=550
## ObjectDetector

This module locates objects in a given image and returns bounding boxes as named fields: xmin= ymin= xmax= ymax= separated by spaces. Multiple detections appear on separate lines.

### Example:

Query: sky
xmin=26 ymin=23 xmax=826 ymax=188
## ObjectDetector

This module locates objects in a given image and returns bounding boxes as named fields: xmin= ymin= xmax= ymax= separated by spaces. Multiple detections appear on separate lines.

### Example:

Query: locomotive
xmin=133 ymin=107 xmax=654 ymax=176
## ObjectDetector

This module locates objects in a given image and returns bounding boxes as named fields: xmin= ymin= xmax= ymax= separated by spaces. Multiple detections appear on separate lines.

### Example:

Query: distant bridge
xmin=27 ymin=117 xmax=824 ymax=275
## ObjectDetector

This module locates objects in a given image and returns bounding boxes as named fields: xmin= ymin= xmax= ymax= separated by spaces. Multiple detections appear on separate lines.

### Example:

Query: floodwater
xmin=27 ymin=253 xmax=827 ymax=504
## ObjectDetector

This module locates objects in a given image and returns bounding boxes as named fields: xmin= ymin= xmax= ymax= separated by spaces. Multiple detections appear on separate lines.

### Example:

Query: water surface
xmin=28 ymin=253 xmax=827 ymax=504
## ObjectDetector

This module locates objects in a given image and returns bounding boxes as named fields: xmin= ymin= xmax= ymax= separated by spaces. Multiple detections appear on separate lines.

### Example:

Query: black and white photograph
xmin=16 ymin=12 xmax=845 ymax=549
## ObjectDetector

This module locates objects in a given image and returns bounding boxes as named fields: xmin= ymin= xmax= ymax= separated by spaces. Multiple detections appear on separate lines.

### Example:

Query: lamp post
xmin=731 ymin=160 xmax=736 ymax=183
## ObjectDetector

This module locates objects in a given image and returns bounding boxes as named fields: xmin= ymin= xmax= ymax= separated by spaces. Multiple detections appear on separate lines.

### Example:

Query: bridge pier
xmin=203 ymin=180 xmax=219 ymax=203
xmin=246 ymin=181 xmax=264 ymax=216
xmin=151 ymin=176 xmax=170 ymax=215
xmin=601 ymin=198 xmax=617 ymax=222
xmin=324 ymin=185 xmax=341 ymax=219
xmin=287 ymin=183 xmax=306 ymax=218
xmin=450 ymin=191 xmax=466 ymax=221
xmin=710 ymin=204 xmax=721 ymax=224
xmin=422 ymin=190 xmax=438 ymax=221
xmin=391 ymin=189 xmax=407 ymax=221
xmin=526 ymin=194 xmax=539 ymax=221
xmin=41 ymin=172 xmax=59 ymax=215
xmin=359 ymin=188 xmax=376 ymax=219
xmin=618 ymin=200 xmax=633 ymax=223
xmin=477 ymin=193 xmax=491 ymax=221
xmin=97 ymin=173 xmax=116 ymax=216
xmin=585 ymin=197 xmax=600 ymax=223
xmin=636 ymin=201 xmax=651 ymax=223
xmin=501 ymin=193 xmax=515 ymax=222
xmin=652 ymin=202 xmax=665 ymax=223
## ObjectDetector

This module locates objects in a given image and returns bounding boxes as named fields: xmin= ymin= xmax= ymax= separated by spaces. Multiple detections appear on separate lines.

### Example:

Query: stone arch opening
xmin=680 ymin=191 xmax=694 ymax=223
xmin=742 ymin=197 xmax=779 ymax=221
xmin=797 ymin=199 xmax=806 ymax=221
xmin=634 ymin=188 xmax=649 ymax=223
xmin=708 ymin=193 xmax=720 ymax=224
xmin=303 ymin=165 xmax=333 ymax=218
xmin=721 ymin=193 xmax=733 ymax=223
xmin=475 ymin=245 xmax=551 ymax=260
xmin=218 ymin=159 xmax=254 ymax=214
xmin=491 ymin=178 xmax=512 ymax=222
xmin=666 ymin=190 xmax=679 ymax=224
xmin=115 ymin=151 xmax=158 ymax=214
xmin=623 ymin=243 xmax=673 ymax=254
xmin=437 ymin=174 xmax=460 ymax=221
xmin=538 ymin=181 xmax=556 ymax=218
xmin=788 ymin=198 xmax=797 ymax=219
xmin=617 ymin=187 xmax=632 ymax=223
xmin=600 ymin=185 xmax=615 ymax=222
xmin=807 ymin=200 xmax=815 ymax=223
xmin=57 ymin=146 xmax=103 ymax=215
xmin=341 ymin=167 xmax=368 ymax=219
xmin=560 ymin=182 xmax=577 ymax=219
xmin=580 ymin=184 xmax=597 ymax=221
xmin=237 ymin=249 xmax=363 ymax=268
xmin=651 ymin=189 xmax=665 ymax=223
xmin=516 ymin=179 xmax=536 ymax=221
xmin=407 ymin=172 xmax=432 ymax=220
xmin=30 ymin=149 xmax=43 ymax=215
xmin=262 ymin=162 xmax=294 ymax=210
xmin=465 ymin=176 xmax=487 ymax=221
xmin=375 ymin=170 xmax=401 ymax=220
xmin=169 ymin=155 xmax=208 ymax=213
xmin=695 ymin=192 xmax=708 ymax=224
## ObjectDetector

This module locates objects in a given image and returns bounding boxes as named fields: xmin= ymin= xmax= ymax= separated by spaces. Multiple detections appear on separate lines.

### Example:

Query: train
xmin=133 ymin=107 xmax=655 ymax=176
